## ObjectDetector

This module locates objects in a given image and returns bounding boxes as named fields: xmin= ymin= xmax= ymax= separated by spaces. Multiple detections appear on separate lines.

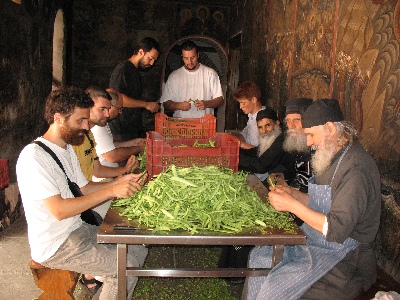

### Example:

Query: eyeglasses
xmin=111 ymin=105 xmax=123 ymax=113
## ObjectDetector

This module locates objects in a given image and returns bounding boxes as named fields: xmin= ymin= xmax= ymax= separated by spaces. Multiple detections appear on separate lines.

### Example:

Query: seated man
xmin=73 ymin=86 xmax=136 ymax=182
xmin=247 ymin=99 xmax=381 ymax=300
xmin=16 ymin=86 xmax=148 ymax=299
xmin=269 ymin=97 xmax=314 ymax=193
xmin=91 ymin=88 xmax=145 ymax=175
xmin=73 ymin=86 xmax=139 ymax=219
xmin=239 ymin=107 xmax=287 ymax=181
xmin=233 ymin=81 xmax=265 ymax=149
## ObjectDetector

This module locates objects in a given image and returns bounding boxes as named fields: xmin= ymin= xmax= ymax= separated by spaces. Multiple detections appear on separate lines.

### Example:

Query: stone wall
xmin=228 ymin=0 xmax=400 ymax=281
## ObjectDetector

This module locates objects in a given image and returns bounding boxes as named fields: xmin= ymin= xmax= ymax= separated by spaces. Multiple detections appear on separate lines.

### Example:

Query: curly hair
xmin=233 ymin=81 xmax=261 ymax=101
xmin=44 ymin=86 xmax=94 ymax=125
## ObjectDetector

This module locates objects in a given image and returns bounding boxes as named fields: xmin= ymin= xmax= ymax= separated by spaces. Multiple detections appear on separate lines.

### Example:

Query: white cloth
xmin=16 ymin=137 xmax=87 ymax=262
xmin=159 ymin=64 xmax=223 ymax=118
xmin=241 ymin=107 xmax=266 ymax=146
xmin=91 ymin=124 xmax=118 ymax=168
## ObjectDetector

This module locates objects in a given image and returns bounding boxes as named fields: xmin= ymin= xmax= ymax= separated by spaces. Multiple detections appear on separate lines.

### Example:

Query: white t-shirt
xmin=241 ymin=107 xmax=266 ymax=147
xmin=160 ymin=64 xmax=223 ymax=118
xmin=91 ymin=124 xmax=118 ymax=168
xmin=16 ymin=137 xmax=87 ymax=262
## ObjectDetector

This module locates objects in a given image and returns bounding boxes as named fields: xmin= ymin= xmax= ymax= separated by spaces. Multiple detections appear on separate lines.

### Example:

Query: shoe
xmin=79 ymin=274 xmax=103 ymax=295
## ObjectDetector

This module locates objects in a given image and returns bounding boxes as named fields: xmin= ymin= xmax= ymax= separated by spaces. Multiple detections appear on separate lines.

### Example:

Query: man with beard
xmin=246 ymin=99 xmax=381 ymax=300
xmin=160 ymin=40 xmax=224 ymax=119
xmin=238 ymin=107 xmax=286 ymax=179
xmin=16 ymin=87 xmax=148 ymax=299
xmin=109 ymin=37 xmax=160 ymax=141
xmin=73 ymin=87 xmax=137 ymax=183
xmin=269 ymin=98 xmax=314 ymax=193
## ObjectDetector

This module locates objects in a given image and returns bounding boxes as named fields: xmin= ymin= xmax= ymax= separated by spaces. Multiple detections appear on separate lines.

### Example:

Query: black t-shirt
xmin=109 ymin=60 xmax=144 ymax=140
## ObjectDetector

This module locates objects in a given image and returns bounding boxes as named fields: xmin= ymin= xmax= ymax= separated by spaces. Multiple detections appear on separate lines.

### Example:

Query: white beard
xmin=258 ymin=126 xmax=282 ymax=157
xmin=311 ymin=134 xmax=337 ymax=175
xmin=283 ymin=129 xmax=309 ymax=153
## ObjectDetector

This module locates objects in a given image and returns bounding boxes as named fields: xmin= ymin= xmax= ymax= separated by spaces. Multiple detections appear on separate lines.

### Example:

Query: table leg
xmin=271 ymin=245 xmax=284 ymax=267
xmin=117 ymin=243 xmax=127 ymax=300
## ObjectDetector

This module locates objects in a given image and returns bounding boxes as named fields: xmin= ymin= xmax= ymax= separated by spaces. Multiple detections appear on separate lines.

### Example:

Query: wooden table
xmin=97 ymin=174 xmax=306 ymax=299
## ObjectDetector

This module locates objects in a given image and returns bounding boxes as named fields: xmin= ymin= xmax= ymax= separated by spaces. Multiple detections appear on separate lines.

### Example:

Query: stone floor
xmin=0 ymin=216 xmax=399 ymax=300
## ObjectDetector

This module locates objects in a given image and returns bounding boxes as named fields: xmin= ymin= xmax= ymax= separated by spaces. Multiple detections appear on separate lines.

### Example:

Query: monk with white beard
xmin=238 ymin=107 xmax=288 ymax=177
xmin=269 ymin=98 xmax=313 ymax=193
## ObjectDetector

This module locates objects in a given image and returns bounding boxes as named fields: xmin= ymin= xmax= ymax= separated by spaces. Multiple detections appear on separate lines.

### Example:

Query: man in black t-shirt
xmin=109 ymin=37 xmax=160 ymax=141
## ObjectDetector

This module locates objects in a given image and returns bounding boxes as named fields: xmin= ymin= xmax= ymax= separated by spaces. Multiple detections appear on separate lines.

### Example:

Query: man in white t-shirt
xmin=91 ymin=88 xmax=145 ymax=171
xmin=160 ymin=40 xmax=224 ymax=118
xmin=16 ymin=86 xmax=147 ymax=299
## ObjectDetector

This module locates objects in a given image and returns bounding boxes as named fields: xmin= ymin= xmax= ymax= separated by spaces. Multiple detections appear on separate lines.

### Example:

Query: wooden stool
xmin=29 ymin=260 xmax=80 ymax=300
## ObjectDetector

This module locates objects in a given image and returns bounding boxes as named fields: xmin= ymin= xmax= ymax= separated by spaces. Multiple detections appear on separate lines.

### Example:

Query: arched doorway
xmin=160 ymin=35 xmax=228 ymax=132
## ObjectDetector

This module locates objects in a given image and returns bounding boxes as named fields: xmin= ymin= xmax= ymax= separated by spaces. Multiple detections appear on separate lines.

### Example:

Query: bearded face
xmin=59 ymin=120 xmax=87 ymax=146
xmin=283 ymin=129 xmax=309 ymax=153
xmin=258 ymin=125 xmax=282 ymax=157
xmin=310 ymin=130 xmax=337 ymax=176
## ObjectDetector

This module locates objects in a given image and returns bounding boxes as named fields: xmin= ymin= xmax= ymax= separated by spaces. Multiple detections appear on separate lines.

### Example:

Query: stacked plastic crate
xmin=146 ymin=113 xmax=240 ymax=179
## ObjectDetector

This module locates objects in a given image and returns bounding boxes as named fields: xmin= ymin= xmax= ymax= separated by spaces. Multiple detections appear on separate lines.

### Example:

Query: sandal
xmin=79 ymin=274 xmax=103 ymax=295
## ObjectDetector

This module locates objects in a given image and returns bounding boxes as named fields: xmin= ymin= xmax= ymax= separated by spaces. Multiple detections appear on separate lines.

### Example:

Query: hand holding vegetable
xmin=179 ymin=100 xmax=192 ymax=111
xmin=110 ymin=179 xmax=143 ymax=199
xmin=268 ymin=188 xmax=298 ymax=213
xmin=268 ymin=173 xmax=288 ymax=187
xmin=193 ymin=99 xmax=206 ymax=110
xmin=124 ymin=155 xmax=138 ymax=174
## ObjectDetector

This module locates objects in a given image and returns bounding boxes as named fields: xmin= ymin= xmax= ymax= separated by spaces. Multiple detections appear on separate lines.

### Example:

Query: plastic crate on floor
xmin=146 ymin=131 xmax=240 ymax=178
xmin=154 ymin=112 xmax=216 ymax=138
xmin=0 ymin=159 xmax=10 ymax=190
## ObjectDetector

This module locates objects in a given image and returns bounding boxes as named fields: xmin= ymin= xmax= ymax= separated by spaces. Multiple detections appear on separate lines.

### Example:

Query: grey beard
xmin=283 ymin=129 xmax=309 ymax=153
xmin=311 ymin=136 xmax=337 ymax=175
xmin=258 ymin=126 xmax=282 ymax=157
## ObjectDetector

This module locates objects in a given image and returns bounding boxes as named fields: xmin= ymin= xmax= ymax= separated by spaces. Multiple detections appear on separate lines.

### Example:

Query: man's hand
xmin=110 ymin=179 xmax=143 ymax=199
xmin=268 ymin=188 xmax=297 ymax=212
xmin=180 ymin=100 xmax=192 ymax=111
xmin=268 ymin=173 xmax=288 ymax=187
xmin=123 ymin=155 xmax=138 ymax=174
xmin=144 ymin=102 xmax=160 ymax=113
xmin=193 ymin=100 xmax=206 ymax=110
xmin=131 ymin=138 xmax=146 ymax=147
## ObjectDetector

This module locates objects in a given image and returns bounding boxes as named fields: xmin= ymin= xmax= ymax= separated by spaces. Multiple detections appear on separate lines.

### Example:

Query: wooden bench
xmin=29 ymin=260 xmax=80 ymax=300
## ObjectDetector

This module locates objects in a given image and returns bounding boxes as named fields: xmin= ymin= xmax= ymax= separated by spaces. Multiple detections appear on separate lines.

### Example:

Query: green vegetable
xmin=112 ymin=165 xmax=296 ymax=234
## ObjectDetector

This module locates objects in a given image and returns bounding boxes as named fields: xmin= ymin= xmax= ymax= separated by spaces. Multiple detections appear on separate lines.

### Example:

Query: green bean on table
xmin=112 ymin=165 xmax=296 ymax=234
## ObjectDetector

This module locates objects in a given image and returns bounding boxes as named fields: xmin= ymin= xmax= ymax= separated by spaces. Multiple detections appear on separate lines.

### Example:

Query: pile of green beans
xmin=112 ymin=165 xmax=295 ymax=234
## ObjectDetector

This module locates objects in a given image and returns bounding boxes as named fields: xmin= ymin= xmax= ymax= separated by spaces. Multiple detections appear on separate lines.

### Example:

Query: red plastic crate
xmin=0 ymin=159 xmax=10 ymax=190
xmin=154 ymin=112 xmax=216 ymax=138
xmin=146 ymin=131 xmax=240 ymax=179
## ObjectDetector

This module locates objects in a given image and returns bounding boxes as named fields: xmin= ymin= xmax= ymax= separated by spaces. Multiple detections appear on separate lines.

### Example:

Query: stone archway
xmin=160 ymin=35 xmax=228 ymax=132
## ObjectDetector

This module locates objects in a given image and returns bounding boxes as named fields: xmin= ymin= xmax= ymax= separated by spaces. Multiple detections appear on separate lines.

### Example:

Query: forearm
xmin=121 ymin=93 xmax=147 ymax=108
xmin=101 ymin=147 xmax=142 ymax=163
xmin=204 ymin=96 xmax=223 ymax=108
xmin=291 ymin=201 xmax=326 ymax=233
xmin=93 ymin=163 xmax=126 ymax=179
xmin=45 ymin=186 xmax=115 ymax=220
xmin=163 ymin=100 xmax=182 ymax=111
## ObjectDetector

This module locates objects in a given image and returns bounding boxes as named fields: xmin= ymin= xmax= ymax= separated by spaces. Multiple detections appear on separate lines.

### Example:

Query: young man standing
xmin=17 ymin=86 xmax=148 ymax=299
xmin=109 ymin=37 xmax=160 ymax=141
xmin=160 ymin=40 xmax=224 ymax=119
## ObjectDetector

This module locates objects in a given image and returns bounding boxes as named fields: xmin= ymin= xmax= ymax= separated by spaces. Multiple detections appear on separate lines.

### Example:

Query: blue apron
xmin=248 ymin=145 xmax=359 ymax=300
